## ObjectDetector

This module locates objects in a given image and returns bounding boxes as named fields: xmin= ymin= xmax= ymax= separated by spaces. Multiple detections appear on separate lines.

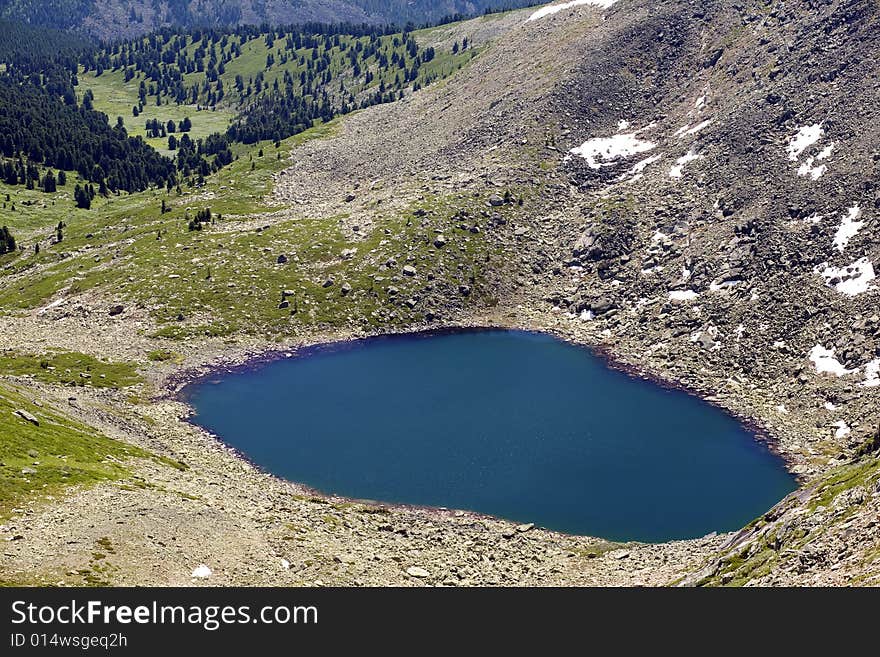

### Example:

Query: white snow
xmin=191 ymin=564 xmax=212 ymax=579
xmin=627 ymin=153 xmax=663 ymax=175
xmin=694 ymin=95 xmax=706 ymax=109
xmin=787 ymin=124 xmax=824 ymax=161
xmin=709 ymin=279 xmax=740 ymax=292
xmin=569 ymin=132 xmax=657 ymax=169
xmin=674 ymin=124 xmax=690 ymax=137
xmin=668 ymin=290 xmax=699 ymax=301
xmin=833 ymin=205 xmax=864 ymax=252
xmin=669 ymin=150 xmax=703 ymax=178
xmin=816 ymin=142 xmax=834 ymax=160
xmin=580 ymin=309 xmax=595 ymax=321
xmin=824 ymin=401 xmax=838 ymax=411
xmin=808 ymin=344 xmax=856 ymax=377
xmin=527 ymin=0 xmax=617 ymax=21
xmin=861 ymin=359 xmax=880 ymax=387
xmin=679 ymin=119 xmax=713 ymax=137
xmin=832 ymin=420 xmax=851 ymax=439
xmin=797 ymin=157 xmax=827 ymax=180
xmin=617 ymin=119 xmax=630 ymax=132
xmin=818 ymin=258 xmax=876 ymax=296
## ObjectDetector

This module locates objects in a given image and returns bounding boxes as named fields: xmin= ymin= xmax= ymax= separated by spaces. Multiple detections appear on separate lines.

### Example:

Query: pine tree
xmin=42 ymin=170 xmax=56 ymax=193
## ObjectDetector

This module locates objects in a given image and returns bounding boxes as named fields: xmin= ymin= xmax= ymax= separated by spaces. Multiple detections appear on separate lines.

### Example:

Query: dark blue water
xmin=183 ymin=330 xmax=796 ymax=542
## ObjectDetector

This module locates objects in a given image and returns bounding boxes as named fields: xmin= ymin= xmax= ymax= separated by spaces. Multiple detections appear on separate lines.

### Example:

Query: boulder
xmin=14 ymin=410 xmax=39 ymax=426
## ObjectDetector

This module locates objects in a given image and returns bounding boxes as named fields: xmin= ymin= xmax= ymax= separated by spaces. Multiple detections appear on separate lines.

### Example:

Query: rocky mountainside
xmin=0 ymin=0 xmax=543 ymax=39
xmin=1 ymin=0 xmax=878 ymax=586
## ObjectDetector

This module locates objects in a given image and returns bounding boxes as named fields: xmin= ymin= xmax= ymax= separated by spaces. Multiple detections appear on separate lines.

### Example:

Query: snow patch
xmin=862 ymin=359 xmax=880 ymax=387
xmin=527 ymin=0 xmax=617 ymax=21
xmin=570 ymin=133 xmax=657 ymax=169
xmin=787 ymin=124 xmax=824 ymax=161
xmin=617 ymin=119 xmax=630 ymax=132
xmin=808 ymin=345 xmax=856 ymax=377
xmin=833 ymin=205 xmax=864 ymax=252
xmin=818 ymin=258 xmax=876 ymax=296
xmin=191 ymin=564 xmax=212 ymax=579
xmin=816 ymin=142 xmax=834 ymax=160
xmin=709 ymin=279 xmax=740 ymax=292
xmin=678 ymin=119 xmax=713 ymax=137
xmin=832 ymin=421 xmax=851 ymax=439
xmin=694 ymin=95 xmax=706 ymax=109
xmin=797 ymin=158 xmax=826 ymax=180
xmin=669 ymin=150 xmax=703 ymax=178
xmin=668 ymin=290 xmax=699 ymax=301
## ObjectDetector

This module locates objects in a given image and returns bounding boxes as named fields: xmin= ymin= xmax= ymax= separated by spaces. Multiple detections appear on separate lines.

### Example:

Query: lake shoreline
xmin=168 ymin=322 xmax=799 ymax=542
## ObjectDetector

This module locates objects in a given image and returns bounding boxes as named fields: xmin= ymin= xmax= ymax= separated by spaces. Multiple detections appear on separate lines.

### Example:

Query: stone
xmin=387 ymin=287 xmax=399 ymax=296
xmin=322 ymin=277 xmax=335 ymax=288
xmin=433 ymin=235 xmax=447 ymax=248
xmin=459 ymin=285 xmax=471 ymax=296
xmin=278 ymin=300 xmax=290 ymax=309
xmin=341 ymin=282 xmax=352 ymax=295
xmin=276 ymin=254 xmax=288 ymax=264
xmin=108 ymin=305 xmax=124 ymax=316
xmin=21 ymin=467 xmax=37 ymax=475
xmin=402 ymin=265 xmax=417 ymax=277
xmin=282 ymin=289 xmax=296 ymax=298
xmin=406 ymin=566 xmax=430 ymax=578
xmin=488 ymin=194 xmax=505 ymax=207
xmin=14 ymin=410 xmax=39 ymax=426
xmin=516 ymin=523 xmax=534 ymax=533
xmin=405 ymin=298 xmax=418 ymax=309
xmin=344 ymin=193 xmax=356 ymax=202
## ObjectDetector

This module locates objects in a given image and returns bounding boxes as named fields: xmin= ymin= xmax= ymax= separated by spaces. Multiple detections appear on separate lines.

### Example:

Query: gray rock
xmin=433 ymin=235 xmax=447 ymax=248
xmin=276 ymin=254 xmax=288 ymax=264
xmin=341 ymin=282 xmax=352 ymax=295
xmin=322 ymin=277 xmax=335 ymax=288
xmin=402 ymin=265 xmax=417 ymax=277
xmin=488 ymin=194 xmax=505 ymax=207
xmin=406 ymin=566 xmax=430 ymax=578
xmin=14 ymin=410 xmax=39 ymax=426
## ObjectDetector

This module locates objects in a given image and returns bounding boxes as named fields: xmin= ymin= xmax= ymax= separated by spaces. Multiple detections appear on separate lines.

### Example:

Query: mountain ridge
xmin=0 ymin=0 xmax=545 ymax=39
